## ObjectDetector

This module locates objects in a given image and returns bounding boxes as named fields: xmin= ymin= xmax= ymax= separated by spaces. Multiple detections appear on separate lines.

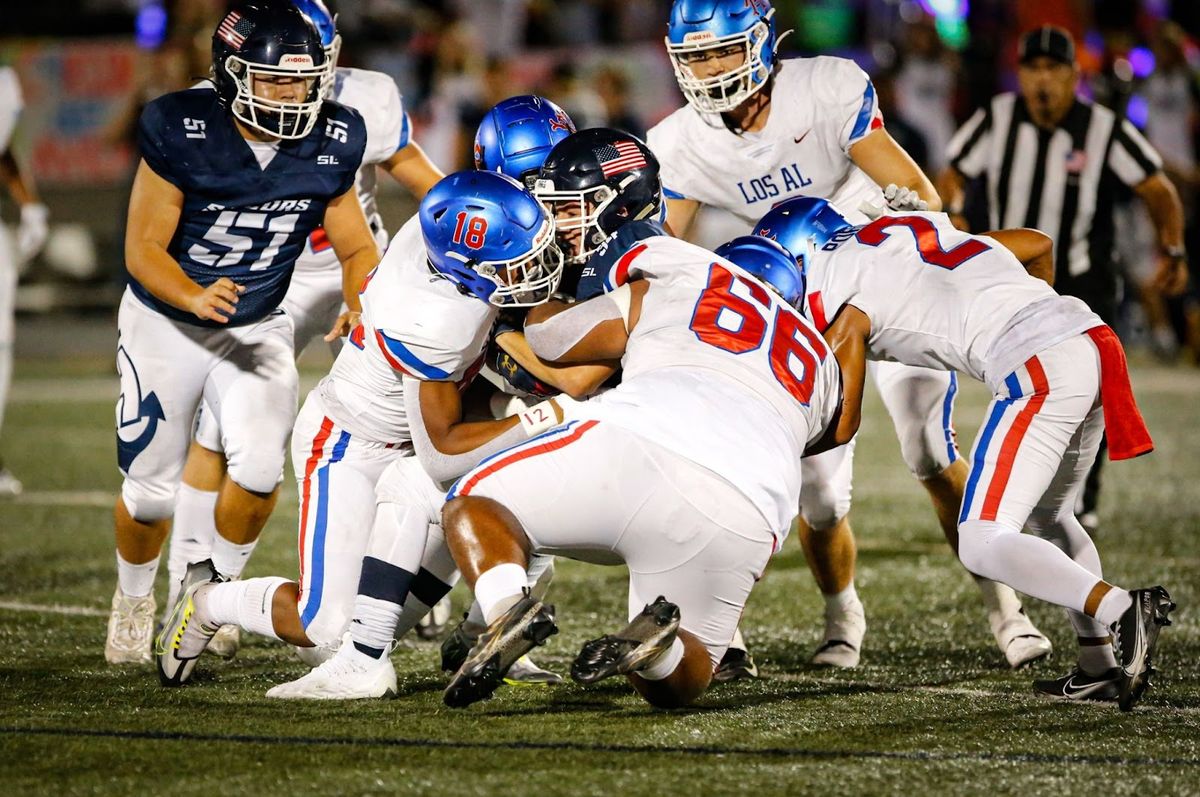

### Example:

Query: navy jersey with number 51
xmin=131 ymin=87 xmax=366 ymax=327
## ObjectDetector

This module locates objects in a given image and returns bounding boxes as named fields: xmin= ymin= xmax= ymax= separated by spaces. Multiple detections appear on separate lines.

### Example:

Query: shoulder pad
xmin=571 ymin=220 xmax=668 ymax=301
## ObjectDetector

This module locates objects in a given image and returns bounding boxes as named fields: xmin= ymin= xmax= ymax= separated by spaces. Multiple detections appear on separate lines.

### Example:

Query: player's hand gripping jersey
xmin=321 ymin=216 xmax=495 ymax=443
xmin=131 ymin=87 xmax=365 ymax=326
xmin=804 ymin=211 xmax=1102 ymax=388
xmin=648 ymin=57 xmax=885 ymax=225
xmin=567 ymin=235 xmax=841 ymax=538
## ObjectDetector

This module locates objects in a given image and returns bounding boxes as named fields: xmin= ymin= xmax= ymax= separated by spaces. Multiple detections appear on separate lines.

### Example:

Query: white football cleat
xmin=105 ymin=586 xmax=156 ymax=664
xmin=207 ymin=624 xmax=241 ymax=659
xmin=504 ymin=654 xmax=563 ymax=686
xmin=155 ymin=560 xmax=223 ymax=686
xmin=811 ymin=600 xmax=866 ymax=668
xmin=0 ymin=467 xmax=23 ymax=498
xmin=266 ymin=634 xmax=397 ymax=700
xmin=991 ymin=608 xmax=1053 ymax=668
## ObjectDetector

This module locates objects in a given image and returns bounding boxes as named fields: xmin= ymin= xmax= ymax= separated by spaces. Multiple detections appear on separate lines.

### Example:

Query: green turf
xmin=1 ymin=357 xmax=1198 ymax=796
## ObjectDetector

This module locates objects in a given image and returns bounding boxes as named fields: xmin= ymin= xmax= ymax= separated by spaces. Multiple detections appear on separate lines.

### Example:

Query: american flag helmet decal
xmin=595 ymin=140 xmax=647 ymax=178
xmin=217 ymin=11 xmax=255 ymax=49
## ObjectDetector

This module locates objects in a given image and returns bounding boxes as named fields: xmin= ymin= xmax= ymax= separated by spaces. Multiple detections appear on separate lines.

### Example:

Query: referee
xmin=939 ymin=25 xmax=1187 ymax=532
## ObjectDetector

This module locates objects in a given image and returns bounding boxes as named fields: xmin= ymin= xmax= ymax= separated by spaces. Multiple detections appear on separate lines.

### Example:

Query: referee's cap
xmin=1019 ymin=26 xmax=1076 ymax=66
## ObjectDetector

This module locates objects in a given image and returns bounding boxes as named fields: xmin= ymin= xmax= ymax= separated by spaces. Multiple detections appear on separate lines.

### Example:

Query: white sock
xmin=210 ymin=535 xmax=258 ymax=580
xmin=824 ymin=583 xmax=861 ymax=615
xmin=166 ymin=485 xmax=217 ymax=604
xmin=729 ymin=627 xmax=747 ymax=652
xmin=206 ymin=576 xmax=287 ymax=640
xmin=473 ymin=563 xmax=527 ymax=624
xmin=638 ymin=637 xmax=684 ymax=680
xmin=466 ymin=599 xmax=486 ymax=629
xmin=1077 ymin=636 xmax=1117 ymax=676
xmin=975 ymin=576 xmax=1022 ymax=618
xmin=116 ymin=552 xmax=159 ymax=598
xmin=1094 ymin=588 xmax=1134 ymax=627
xmin=350 ymin=595 xmax=403 ymax=655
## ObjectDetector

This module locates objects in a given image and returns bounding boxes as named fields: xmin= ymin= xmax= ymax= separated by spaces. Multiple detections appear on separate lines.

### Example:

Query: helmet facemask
xmin=534 ymin=175 xmax=656 ymax=264
xmin=445 ymin=216 xmax=565 ymax=307
xmin=319 ymin=32 xmax=342 ymax=99
xmin=225 ymin=53 xmax=326 ymax=140
xmin=666 ymin=10 xmax=774 ymax=115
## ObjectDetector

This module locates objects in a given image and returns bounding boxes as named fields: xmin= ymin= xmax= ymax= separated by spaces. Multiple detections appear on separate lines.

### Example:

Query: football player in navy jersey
xmin=105 ymin=2 xmax=380 ymax=666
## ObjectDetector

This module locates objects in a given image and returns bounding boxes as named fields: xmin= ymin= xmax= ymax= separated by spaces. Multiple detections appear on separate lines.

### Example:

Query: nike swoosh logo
xmin=793 ymin=130 xmax=811 ymax=144
xmin=1062 ymin=675 xmax=1109 ymax=697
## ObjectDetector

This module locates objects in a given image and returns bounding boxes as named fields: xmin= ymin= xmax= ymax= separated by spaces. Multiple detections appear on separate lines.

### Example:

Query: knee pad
xmin=193 ymin=402 xmax=224 ymax=454
xmin=121 ymin=477 xmax=177 ymax=523
xmin=226 ymin=448 xmax=287 ymax=495
xmin=799 ymin=477 xmax=851 ymax=530
xmin=955 ymin=519 xmax=1007 ymax=577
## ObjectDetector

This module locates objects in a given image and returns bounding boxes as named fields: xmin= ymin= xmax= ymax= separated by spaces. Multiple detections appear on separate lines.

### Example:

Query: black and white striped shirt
xmin=947 ymin=93 xmax=1163 ymax=319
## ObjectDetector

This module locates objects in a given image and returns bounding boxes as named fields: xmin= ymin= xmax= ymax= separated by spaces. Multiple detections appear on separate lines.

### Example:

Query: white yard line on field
xmin=9 ymin=490 xmax=114 ymax=508
xmin=0 ymin=600 xmax=108 ymax=617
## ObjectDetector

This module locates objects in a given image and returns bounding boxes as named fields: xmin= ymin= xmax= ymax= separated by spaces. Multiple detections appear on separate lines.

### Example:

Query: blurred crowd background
xmin=3 ymin=0 xmax=1200 ymax=361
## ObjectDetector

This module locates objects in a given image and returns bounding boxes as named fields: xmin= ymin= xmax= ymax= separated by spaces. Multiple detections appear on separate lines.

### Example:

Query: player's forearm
xmin=125 ymin=242 xmax=204 ymax=310
xmin=936 ymin=167 xmax=966 ymax=216
xmin=385 ymin=141 xmax=443 ymax=199
xmin=495 ymin=332 xmax=616 ymax=399
xmin=1138 ymin=173 xmax=1185 ymax=251
xmin=0 ymin=150 xmax=39 ymax=206
xmin=982 ymin=228 xmax=1055 ymax=286
xmin=339 ymin=247 xmax=378 ymax=312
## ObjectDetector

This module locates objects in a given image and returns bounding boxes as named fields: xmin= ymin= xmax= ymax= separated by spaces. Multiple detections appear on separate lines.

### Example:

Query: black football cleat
xmin=712 ymin=646 xmax=759 ymax=683
xmin=443 ymin=593 xmax=557 ymax=708
xmin=440 ymin=613 xmax=477 ymax=673
xmin=571 ymin=596 xmax=681 ymax=685
xmin=1114 ymin=586 xmax=1176 ymax=711
xmin=1033 ymin=667 xmax=1119 ymax=702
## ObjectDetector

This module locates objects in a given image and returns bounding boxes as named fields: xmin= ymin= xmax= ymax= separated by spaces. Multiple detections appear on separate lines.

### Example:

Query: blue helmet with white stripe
xmin=666 ymin=0 xmax=778 ymax=114
xmin=291 ymin=0 xmax=340 ymax=97
xmin=752 ymin=197 xmax=853 ymax=272
xmin=474 ymin=95 xmax=576 ymax=188
xmin=714 ymin=235 xmax=805 ymax=308
xmin=420 ymin=171 xmax=564 ymax=307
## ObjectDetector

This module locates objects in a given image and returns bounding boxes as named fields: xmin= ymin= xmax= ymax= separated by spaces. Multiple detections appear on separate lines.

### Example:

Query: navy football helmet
xmin=666 ymin=0 xmax=779 ymax=114
xmin=752 ymin=197 xmax=854 ymax=273
xmin=212 ymin=2 xmax=327 ymax=140
xmin=420 ymin=171 xmax=564 ymax=307
xmin=533 ymin=128 xmax=662 ymax=263
xmin=474 ymin=95 xmax=576 ymax=188
xmin=714 ymin=235 xmax=806 ymax=308
xmin=292 ymin=0 xmax=341 ymax=98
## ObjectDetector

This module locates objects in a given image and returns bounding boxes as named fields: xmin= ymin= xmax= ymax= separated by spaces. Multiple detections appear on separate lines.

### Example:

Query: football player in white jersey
xmin=0 ymin=65 xmax=49 ymax=496
xmin=160 ymin=0 xmax=445 ymax=656
xmin=156 ymin=171 xmax=569 ymax=691
xmin=648 ymin=0 xmax=1050 ymax=670
xmin=438 ymin=141 xmax=846 ymax=710
xmin=757 ymin=197 xmax=1174 ymax=711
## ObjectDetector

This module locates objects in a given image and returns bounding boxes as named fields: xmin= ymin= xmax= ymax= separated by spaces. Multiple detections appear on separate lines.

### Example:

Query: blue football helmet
xmin=420 ymin=171 xmax=564 ymax=307
xmin=212 ymin=2 xmax=327 ymax=140
xmin=474 ymin=96 xmax=576 ymax=188
xmin=291 ymin=0 xmax=341 ymax=98
xmin=714 ymin=235 xmax=805 ymax=308
xmin=666 ymin=0 xmax=778 ymax=114
xmin=752 ymin=197 xmax=854 ymax=272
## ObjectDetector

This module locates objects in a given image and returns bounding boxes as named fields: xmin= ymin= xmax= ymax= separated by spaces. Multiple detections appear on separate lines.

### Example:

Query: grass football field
xmin=1 ymin=335 xmax=1198 ymax=796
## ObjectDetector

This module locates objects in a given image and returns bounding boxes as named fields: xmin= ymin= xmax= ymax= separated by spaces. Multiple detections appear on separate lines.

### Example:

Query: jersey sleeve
xmin=823 ymin=60 xmax=883 ymax=153
xmin=1107 ymin=118 xmax=1164 ymax=187
xmin=362 ymin=73 xmax=411 ymax=165
xmin=0 ymin=68 xmax=24 ymax=153
xmin=372 ymin=328 xmax=464 ymax=381
xmin=947 ymin=105 xmax=992 ymax=178
xmin=137 ymin=98 xmax=183 ymax=187
xmin=332 ymin=106 xmax=368 ymax=196
xmin=646 ymin=114 xmax=698 ymax=201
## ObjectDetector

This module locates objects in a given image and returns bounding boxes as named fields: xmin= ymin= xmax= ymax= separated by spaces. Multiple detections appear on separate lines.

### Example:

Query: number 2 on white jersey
xmin=688 ymin=263 xmax=827 ymax=405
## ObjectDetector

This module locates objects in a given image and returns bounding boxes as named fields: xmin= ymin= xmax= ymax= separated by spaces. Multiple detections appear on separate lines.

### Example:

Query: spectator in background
xmin=894 ymin=13 xmax=957 ymax=174
xmin=594 ymin=64 xmax=644 ymax=139
xmin=1137 ymin=21 xmax=1200 ymax=364
xmin=940 ymin=25 xmax=1187 ymax=535
xmin=545 ymin=61 xmax=608 ymax=129
xmin=874 ymin=68 xmax=930 ymax=175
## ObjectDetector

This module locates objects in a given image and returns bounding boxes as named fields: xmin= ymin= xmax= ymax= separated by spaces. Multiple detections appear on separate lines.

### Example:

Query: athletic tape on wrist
xmin=518 ymin=400 xmax=558 ymax=436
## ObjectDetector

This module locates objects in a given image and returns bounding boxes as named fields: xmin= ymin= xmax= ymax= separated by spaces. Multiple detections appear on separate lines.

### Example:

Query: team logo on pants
xmin=115 ymin=345 xmax=165 ymax=472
